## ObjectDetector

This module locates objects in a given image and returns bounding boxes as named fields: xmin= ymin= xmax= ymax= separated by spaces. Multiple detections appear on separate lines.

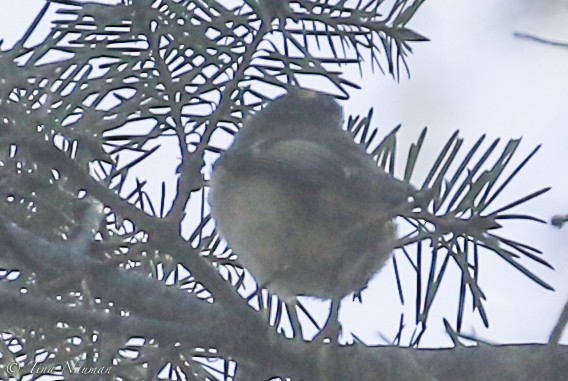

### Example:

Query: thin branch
xmin=514 ymin=32 xmax=568 ymax=49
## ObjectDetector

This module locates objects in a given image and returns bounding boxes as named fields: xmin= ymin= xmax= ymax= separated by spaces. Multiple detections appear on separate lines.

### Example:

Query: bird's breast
xmin=209 ymin=166 xmax=394 ymax=299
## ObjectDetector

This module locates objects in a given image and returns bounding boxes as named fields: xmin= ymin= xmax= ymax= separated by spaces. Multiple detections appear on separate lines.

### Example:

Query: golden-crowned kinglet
xmin=210 ymin=89 xmax=413 ymax=302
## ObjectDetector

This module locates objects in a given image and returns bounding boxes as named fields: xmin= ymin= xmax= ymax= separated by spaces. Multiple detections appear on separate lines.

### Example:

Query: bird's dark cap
xmin=252 ymin=88 xmax=344 ymax=131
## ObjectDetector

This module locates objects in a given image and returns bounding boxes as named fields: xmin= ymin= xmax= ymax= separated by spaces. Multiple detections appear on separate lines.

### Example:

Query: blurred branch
xmin=551 ymin=214 xmax=568 ymax=228
xmin=1 ymin=269 xmax=567 ymax=381
xmin=514 ymin=32 xmax=568 ymax=49
xmin=550 ymin=299 xmax=568 ymax=346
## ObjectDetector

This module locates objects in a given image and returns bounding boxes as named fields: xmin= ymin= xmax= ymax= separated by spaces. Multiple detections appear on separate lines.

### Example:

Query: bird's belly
xmin=210 ymin=175 xmax=391 ymax=300
xmin=211 ymin=177 xmax=318 ymax=259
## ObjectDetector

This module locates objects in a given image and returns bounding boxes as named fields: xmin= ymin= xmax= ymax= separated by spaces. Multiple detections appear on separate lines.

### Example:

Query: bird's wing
xmin=280 ymin=136 xmax=414 ymax=205
xmin=255 ymin=139 xmax=349 ymax=181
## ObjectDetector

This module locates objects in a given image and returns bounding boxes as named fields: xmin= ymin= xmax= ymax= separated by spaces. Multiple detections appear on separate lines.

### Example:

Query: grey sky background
xmin=1 ymin=0 xmax=567 ymax=347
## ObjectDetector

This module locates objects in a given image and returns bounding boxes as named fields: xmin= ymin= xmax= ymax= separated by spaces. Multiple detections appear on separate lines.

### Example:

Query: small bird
xmin=210 ymin=88 xmax=413 ymax=336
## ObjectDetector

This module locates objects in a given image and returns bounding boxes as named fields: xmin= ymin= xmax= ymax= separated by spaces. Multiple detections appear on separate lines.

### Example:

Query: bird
xmin=209 ymin=88 xmax=414 ymax=338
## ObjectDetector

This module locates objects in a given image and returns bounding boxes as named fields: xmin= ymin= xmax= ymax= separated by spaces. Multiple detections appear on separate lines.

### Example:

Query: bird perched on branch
xmin=210 ymin=88 xmax=414 ymax=338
